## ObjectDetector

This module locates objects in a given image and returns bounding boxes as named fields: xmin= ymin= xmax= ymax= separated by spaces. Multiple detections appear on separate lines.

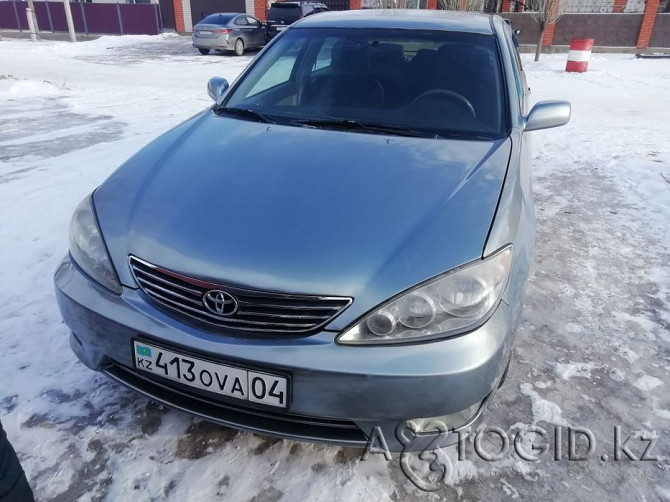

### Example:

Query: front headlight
xmin=337 ymin=246 xmax=513 ymax=345
xmin=69 ymin=194 xmax=122 ymax=294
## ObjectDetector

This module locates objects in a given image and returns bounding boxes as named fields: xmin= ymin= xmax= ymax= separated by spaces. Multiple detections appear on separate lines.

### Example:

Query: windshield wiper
xmin=216 ymin=107 xmax=276 ymax=124
xmin=294 ymin=119 xmax=441 ymax=139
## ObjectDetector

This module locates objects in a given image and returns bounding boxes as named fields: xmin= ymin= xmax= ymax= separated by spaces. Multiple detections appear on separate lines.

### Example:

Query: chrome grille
xmin=129 ymin=256 xmax=352 ymax=333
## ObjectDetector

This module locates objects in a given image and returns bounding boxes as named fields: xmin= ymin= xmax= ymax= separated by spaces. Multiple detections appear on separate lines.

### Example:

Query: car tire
xmin=233 ymin=38 xmax=244 ymax=56
xmin=198 ymin=48 xmax=210 ymax=55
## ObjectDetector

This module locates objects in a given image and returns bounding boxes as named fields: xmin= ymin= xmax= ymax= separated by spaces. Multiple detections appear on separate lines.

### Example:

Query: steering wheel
xmin=411 ymin=89 xmax=477 ymax=119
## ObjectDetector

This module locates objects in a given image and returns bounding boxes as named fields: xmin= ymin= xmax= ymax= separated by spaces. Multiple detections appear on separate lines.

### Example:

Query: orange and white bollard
xmin=566 ymin=38 xmax=595 ymax=73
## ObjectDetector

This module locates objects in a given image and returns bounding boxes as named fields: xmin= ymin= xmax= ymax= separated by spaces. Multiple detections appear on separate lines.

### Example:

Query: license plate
xmin=198 ymin=30 xmax=213 ymax=35
xmin=132 ymin=341 xmax=288 ymax=408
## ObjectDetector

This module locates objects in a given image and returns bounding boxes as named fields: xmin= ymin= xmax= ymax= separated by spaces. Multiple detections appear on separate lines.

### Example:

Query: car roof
xmin=270 ymin=1 xmax=325 ymax=6
xmin=271 ymin=1 xmax=325 ymax=4
xmin=294 ymin=9 xmax=495 ymax=34
xmin=200 ymin=12 xmax=245 ymax=17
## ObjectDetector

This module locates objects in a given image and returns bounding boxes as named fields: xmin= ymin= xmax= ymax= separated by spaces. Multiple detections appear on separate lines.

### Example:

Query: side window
xmin=247 ymin=16 xmax=259 ymax=26
xmin=312 ymin=37 xmax=337 ymax=72
xmin=234 ymin=16 xmax=248 ymax=26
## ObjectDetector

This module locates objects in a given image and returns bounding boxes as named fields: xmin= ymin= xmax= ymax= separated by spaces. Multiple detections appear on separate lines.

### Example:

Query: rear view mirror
xmin=207 ymin=77 xmax=229 ymax=102
xmin=525 ymin=101 xmax=571 ymax=132
xmin=514 ymin=29 xmax=521 ymax=35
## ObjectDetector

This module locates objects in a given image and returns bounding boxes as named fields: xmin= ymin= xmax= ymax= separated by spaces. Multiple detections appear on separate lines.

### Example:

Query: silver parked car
xmin=55 ymin=10 xmax=570 ymax=451
xmin=192 ymin=13 xmax=265 ymax=56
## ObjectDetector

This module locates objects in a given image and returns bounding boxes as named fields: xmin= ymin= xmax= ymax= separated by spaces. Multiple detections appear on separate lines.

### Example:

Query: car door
xmin=246 ymin=16 xmax=265 ymax=47
xmin=232 ymin=15 xmax=251 ymax=48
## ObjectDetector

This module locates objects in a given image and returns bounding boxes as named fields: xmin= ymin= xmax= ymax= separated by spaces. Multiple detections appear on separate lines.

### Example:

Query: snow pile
xmin=0 ymin=76 xmax=67 ymax=99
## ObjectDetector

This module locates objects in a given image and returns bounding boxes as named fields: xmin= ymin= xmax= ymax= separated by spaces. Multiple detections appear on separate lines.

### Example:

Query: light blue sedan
xmin=55 ymin=10 xmax=570 ymax=451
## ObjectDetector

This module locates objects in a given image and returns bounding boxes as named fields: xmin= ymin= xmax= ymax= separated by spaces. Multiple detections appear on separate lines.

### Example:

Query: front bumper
xmin=54 ymin=254 xmax=517 ymax=451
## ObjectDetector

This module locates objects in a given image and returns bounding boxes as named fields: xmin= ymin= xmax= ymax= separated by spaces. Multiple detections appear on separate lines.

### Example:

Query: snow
xmin=1 ymin=36 xmax=670 ymax=500
xmin=519 ymin=382 xmax=569 ymax=426
xmin=633 ymin=375 xmax=664 ymax=391
xmin=551 ymin=362 xmax=597 ymax=380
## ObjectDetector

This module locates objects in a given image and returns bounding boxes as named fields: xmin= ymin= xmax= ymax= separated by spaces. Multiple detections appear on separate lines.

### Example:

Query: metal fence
xmin=0 ymin=1 xmax=162 ymax=35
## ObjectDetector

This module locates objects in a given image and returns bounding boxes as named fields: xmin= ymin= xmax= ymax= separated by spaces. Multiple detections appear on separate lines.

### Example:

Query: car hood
xmin=95 ymin=111 xmax=511 ymax=329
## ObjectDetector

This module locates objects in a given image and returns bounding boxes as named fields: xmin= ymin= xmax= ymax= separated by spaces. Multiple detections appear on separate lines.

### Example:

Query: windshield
xmin=221 ymin=28 xmax=506 ymax=140
xmin=198 ymin=14 xmax=234 ymax=25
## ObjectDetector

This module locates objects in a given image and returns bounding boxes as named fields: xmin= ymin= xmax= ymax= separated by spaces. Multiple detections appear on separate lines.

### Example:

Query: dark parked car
xmin=265 ymin=1 xmax=328 ymax=39
xmin=192 ymin=13 xmax=265 ymax=56
xmin=55 ymin=10 xmax=570 ymax=452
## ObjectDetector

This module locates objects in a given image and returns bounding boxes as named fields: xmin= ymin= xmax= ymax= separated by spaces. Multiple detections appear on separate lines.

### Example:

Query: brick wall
xmin=504 ymin=11 xmax=668 ymax=48
xmin=173 ymin=0 xmax=184 ymax=32
xmin=637 ymin=0 xmax=660 ymax=47
xmin=254 ymin=0 xmax=266 ymax=21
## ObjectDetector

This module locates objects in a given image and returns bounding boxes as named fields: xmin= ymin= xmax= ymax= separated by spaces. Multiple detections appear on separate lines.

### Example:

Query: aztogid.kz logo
xmin=362 ymin=421 xmax=661 ymax=492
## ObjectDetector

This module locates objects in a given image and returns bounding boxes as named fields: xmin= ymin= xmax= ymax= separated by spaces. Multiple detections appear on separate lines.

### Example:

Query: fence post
xmin=173 ymin=0 xmax=185 ymax=32
xmin=63 ymin=0 xmax=77 ymax=42
xmin=12 ymin=1 xmax=22 ymax=31
xmin=116 ymin=2 xmax=125 ymax=34
xmin=542 ymin=22 xmax=556 ymax=46
xmin=636 ymin=0 xmax=659 ymax=48
xmin=26 ymin=7 xmax=39 ymax=41
xmin=79 ymin=2 xmax=88 ymax=34
xmin=45 ymin=0 xmax=54 ymax=32
xmin=154 ymin=3 xmax=162 ymax=34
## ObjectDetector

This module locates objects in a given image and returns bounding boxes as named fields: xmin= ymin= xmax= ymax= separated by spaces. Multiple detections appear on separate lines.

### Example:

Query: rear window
xmin=268 ymin=4 xmax=302 ymax=23
xmin=199 ymin=14 xmax=234 ymax=25
xmin=269 ymin=3 xmax=301 ymax=8
xmin=224 ymin=28 xmax=507 ymax=140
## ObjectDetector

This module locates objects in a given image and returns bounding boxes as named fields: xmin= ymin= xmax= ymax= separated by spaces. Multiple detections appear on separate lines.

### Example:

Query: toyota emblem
xmin=203 ymin=290 xmax=238 ymax=316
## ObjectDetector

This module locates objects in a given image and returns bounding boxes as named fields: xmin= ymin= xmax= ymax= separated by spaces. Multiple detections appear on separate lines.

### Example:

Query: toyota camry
xmin=54 ymin=9 xmax=570 ymax=451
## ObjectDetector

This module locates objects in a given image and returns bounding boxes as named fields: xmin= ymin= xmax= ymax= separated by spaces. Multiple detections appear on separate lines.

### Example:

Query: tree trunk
xmin=534 ymin=25 xmax=546 ymax=62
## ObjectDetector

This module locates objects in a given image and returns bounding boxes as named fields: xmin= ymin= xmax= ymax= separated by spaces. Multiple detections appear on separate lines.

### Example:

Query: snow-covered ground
xmin=1 ymin=34 xmax=669 ymax=501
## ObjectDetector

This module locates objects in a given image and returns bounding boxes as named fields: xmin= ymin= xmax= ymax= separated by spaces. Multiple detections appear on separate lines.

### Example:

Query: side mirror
xmin=524 ymin=101 xmax=571 ymax=132
xmin=207 ymin=77 xmax=229 ymax=102
xmin=514 ymin=29 xmax=521 ymax=35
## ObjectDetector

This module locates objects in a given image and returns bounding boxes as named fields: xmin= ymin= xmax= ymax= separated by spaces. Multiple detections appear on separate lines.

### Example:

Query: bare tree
xmin=439 ymin=0 xmax=485 ymax=10
xmin=365 ymin=0 xmax=413 ymax=7
xmin=526 ymin=0 xmax=566 ymax=61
